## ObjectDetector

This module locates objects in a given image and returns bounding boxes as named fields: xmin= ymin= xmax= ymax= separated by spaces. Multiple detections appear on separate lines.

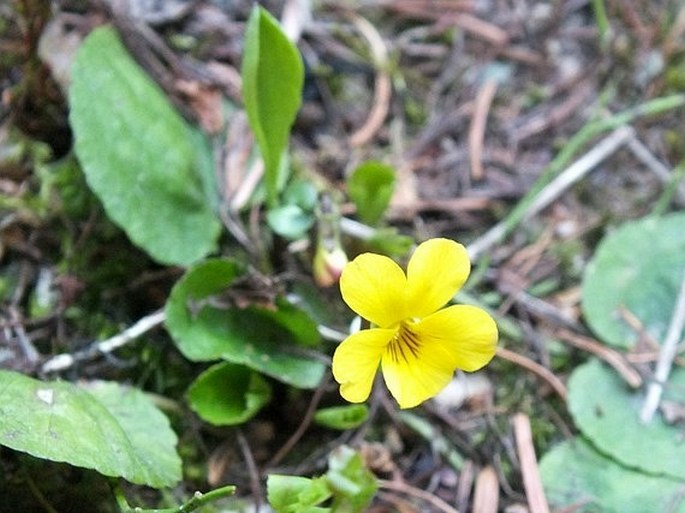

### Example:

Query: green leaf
xmin=582 ymin=212 xmax=685 ymax=348
xmin=267 ymin=447 xmax=377 ymax=513
xmin=188 ymin=362 xmax=271 ymax=425
xmin=568 ymin=358 xmax=685 ymax=480
xmin=267 ymin=475 xmax=332 ymax=513
xmin=69 ymin=26 xmax=221 ymax=266
xmin=267 ymin=204 xmax=315 ymax=239
xmin=242 ymin=6 xmax=304 ymax=207
xmin=540 ymin=438 xmax=685 ymax=513
xmin=313 ymin=405 xmax=369 ymax=430
xmin=0 ymin=371 xmax=181 ymax=488
xmin=347 ymin=161 xmax=396 ymax=225
xmin=326 ymin=446 xmax=377 ymax=513
xmin=283 ymin=179 xmax=319 ymax=210
xmin=165 ymin=258 xmax=326 ymax=388
xmin=367 ymin=227 xmax=414 ymax=258
xmin=263 ymin=296 xmax=322 ymax=348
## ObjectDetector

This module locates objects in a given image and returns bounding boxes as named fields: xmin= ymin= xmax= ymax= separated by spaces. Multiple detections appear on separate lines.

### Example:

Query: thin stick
xmin=41 ymin=309 xmax=166 ymax=373
xmin=265 ymin=376 xmax=329 ymax=470
xmin=349 ymin=14 xmax=391 ymax=147
xmin=472 ymin=465 xmax=499 ymax=513
xmin=468 ymin=125 xmax=633 ymax=260
xmin=640 ymin=270 xmax=685 ymax=423
xmin=465 ymin=93 xmax=685 ymax=262
xmin=496 ymin=347 xmax=567 ymax=400
xmin=377 ymin=479 xmax=460 ymax=513
xmin=237 ymin=430 xmax=263 ymax=512
xmin=512 ymin=413 xmax=550 ymax=513
xmin=469 ymin=79 xmax=498 ymax=180
xmin=556 ymin=328 xmax=642 ymax=388
xmin=626 ymin=135 xmax=685 ymax=206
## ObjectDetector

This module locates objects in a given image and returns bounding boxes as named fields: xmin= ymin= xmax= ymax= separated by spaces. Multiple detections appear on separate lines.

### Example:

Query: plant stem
xmin=650 ymin=159 xmax=685 ymax=216
xmin=591 ymin=0 xmax=611 ymax=48
xmin=113 ymin=481 xmax=236 ymax=513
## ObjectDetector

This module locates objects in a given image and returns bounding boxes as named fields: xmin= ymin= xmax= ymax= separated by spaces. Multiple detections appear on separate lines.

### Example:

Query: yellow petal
xmin=416 ymin=305 xmax=497 ymax=372
xmin=380 ymin=305 xmax=497 ymax=408
xmin=340 ymin=253 xmax=407 ymax=328
xmin=332 ymin=328 xmax=395 ymax=403
xmin=381 ymin=331 xmax=456 ymax=409
xmin=405 ymin=239 xmax=470 ymax=319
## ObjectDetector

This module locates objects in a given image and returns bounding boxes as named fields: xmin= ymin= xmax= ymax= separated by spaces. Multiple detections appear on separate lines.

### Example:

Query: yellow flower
xmin=332 ymin=238 xmax=497 ymax=409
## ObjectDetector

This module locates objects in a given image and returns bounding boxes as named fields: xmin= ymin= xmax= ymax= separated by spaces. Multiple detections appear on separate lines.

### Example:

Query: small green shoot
xmin=242 ymin=5 xmax=304 ymax=208
xmin=267 ymin=446 xmax=377 ymax=513
xmin=313 ymin=405 xmax=369 ymax=430
xmin=347 ymin=160 xmax=396 ymax=226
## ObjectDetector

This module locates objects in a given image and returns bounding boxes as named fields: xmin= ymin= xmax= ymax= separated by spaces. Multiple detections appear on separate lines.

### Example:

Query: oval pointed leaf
xmin=582 ymin=213 xmax=685 ymax=348
xmin=0 ymin=371 xmax=181 ymax=487
xmin=347 ymin=161 xmax=396 ymax=226
xmin=242 ymin=6 xmax=304 ymax=206
xmin=568 ymin=358 xmax=685 ymax=480
xmin=188 ymin=362 xmax=271 ymax=425
xmin=165 ymin=258 xmax=325 ymax=388
xmin=69 ymin=26 xmax=220 ymax=266
xmin=314 ymin=405 xmax=369 ymax=430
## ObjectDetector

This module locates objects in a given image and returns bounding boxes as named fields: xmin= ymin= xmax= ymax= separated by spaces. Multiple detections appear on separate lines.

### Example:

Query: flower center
xmin=387 ymin=321 xmax=421 ymax=363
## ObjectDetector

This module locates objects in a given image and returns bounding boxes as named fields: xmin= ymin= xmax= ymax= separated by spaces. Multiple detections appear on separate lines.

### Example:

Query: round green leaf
xmin=568 ymin=358 xmax=685 ymax=480
xmin=582 ymin=213 xmax=685 ymax=348
xmin=540 ymin=438 xmax=685 ymax=513
xmin=188 ymin=362 xmax=271 ymax=425
xmin=283 ymin=180 xmax=318 ymax=211
xmin=165 ymin=258 xmax=326 ymax=389
xmin=267 ymin=204 xmax=315 ymax=239
xmin=69 ymin=26 xmax=220 ymax=266
xmin=0 ymin=371 xmax=181 ymax=488
xmin=313 ymin=405 xmax=369 ymax=430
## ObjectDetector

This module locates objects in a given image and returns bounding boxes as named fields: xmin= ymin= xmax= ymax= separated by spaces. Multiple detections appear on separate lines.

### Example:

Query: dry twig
xmin=468 ymin=125 xmax=634 ymax=261
xmin=512 ymin=413 xmax=550 ymax=513
xmin=556 ymin=328 xmax=642 ymax=388
xmin=377 ymin=479 xmax=460 ymax=513
xmin=348 ymin=15 xmax=391 ymax=147
xmin=472 ymin=465 xmax=499 ymax=513
xmin=496 ymin=347 xmax=567 ymax=400
xmin=41 ymin=309 xmax=166 ymax=373
xmin=469 ymin=79 xmax=498 ymax=181
xmin=265 ymin=377 xmax=330 ymax=469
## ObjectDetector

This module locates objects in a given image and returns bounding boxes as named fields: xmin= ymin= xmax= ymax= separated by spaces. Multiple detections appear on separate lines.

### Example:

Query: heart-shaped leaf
xmin=165 ymin=258 xmax=325 ymax=388
xmin=582 ymin=213 xmax=685 ymax=349
xmin=540 ymin=437 xmax=685 ymax=513
xmin=568 ymin=358 xmax=685 ymax=480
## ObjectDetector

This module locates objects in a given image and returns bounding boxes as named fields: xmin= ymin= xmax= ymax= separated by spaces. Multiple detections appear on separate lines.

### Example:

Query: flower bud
xmin=313 ymin=243 xmax=348 ymax=287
